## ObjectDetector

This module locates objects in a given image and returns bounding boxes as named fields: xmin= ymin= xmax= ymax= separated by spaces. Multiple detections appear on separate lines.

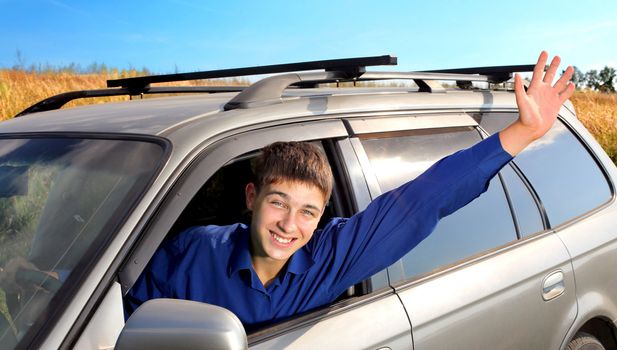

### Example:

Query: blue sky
xmin=2 ymin=0 xmax=616 ymax=74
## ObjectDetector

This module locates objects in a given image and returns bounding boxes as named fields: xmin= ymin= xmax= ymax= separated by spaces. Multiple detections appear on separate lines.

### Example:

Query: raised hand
xmin=499 ymin=51 xmax=575 ymax=156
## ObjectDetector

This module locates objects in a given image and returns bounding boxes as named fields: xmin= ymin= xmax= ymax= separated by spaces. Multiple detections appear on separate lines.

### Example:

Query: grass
xmin=570 ymin=91 xmax=617 ymax=164
xmin=0 ymin=69 xmax=249 ymax=120
xmin=0 ymin=69 xmax=615 ymax=165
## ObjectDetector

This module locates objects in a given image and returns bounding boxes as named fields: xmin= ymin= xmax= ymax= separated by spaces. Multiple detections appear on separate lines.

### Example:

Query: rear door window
xmin=360 ymin=127 xmax=518 ymax=281
xmin=480 ymin=113 xmax=613 ymax=228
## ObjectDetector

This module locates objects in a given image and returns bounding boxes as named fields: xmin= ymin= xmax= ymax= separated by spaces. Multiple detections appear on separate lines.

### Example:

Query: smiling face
xmin=246 ymin=180 xmax=325 ymax=265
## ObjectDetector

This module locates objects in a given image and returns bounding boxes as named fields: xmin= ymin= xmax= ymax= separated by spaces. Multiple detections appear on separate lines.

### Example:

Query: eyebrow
xmin=266 ymin=191 xmax=322 ymax=212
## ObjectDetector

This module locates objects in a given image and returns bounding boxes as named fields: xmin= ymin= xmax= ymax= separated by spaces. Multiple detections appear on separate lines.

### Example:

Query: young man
xmin=124 ymin=52 xmax=575 ymax=328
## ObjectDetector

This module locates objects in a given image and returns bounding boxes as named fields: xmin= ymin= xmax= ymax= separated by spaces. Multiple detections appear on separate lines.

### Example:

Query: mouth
xmin=269 ymin=231 xmax=297 ymax=247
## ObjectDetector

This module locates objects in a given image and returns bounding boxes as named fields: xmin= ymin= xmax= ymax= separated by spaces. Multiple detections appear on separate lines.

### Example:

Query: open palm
xmin=514 ymin=51 xmax=575 ymax=140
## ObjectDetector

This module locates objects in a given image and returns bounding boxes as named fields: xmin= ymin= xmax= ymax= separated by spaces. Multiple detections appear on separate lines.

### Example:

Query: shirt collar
xmin=227 ymin=225 xmax=315 ymax=277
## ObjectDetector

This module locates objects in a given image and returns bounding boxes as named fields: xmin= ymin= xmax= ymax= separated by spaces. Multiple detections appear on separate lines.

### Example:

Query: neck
xmin=251 ymin=255 xmax=287 ymax=287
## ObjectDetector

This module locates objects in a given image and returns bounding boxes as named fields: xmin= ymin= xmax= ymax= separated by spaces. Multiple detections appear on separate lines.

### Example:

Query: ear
xmin=245 ymin=183 xmax=257 ymax=210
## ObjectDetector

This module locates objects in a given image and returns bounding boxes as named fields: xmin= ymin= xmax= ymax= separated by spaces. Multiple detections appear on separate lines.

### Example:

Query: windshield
xmin=0 ymin=137 xmax=165 ymax=348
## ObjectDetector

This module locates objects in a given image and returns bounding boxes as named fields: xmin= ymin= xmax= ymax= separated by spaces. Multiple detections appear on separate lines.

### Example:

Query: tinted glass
xmin=482 ymin=113 xmax=612 ymax=227
xmin=361 ymin=128 xmax=517 ymax=282
xmin=0 ymin=138 xmax=164 ymax=349
xmin=500 ymin=165 xmax=545 ymax=236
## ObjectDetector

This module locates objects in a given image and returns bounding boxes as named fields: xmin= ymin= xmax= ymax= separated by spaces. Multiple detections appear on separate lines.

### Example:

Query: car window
xmin=0 ymin=137 xmax=164 ymax=349
xmin=481 ymin=113 xmax=613 ymax=228
xmin=360 ymin=127 xmax=518 ymax=282
xmin=160 ymin=137 xmax=390 ymax=333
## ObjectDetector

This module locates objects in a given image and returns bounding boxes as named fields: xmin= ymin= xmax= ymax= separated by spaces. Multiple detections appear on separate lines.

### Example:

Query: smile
xmin=270 ymin=231 xmax=296 ymax=245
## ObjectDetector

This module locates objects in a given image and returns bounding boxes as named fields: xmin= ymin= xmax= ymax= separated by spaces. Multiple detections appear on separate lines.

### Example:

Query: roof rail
xmin=15 ymin=86 xmax=245 ymax=117
xmin=223 ymin=68 xmax=535 ymax=111
xmin=107 ymin=55 xmax=398 ymax=91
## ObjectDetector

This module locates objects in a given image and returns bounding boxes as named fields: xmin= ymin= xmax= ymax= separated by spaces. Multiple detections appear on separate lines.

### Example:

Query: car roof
xmin=0 ymin=87 xmax=519 ymax=134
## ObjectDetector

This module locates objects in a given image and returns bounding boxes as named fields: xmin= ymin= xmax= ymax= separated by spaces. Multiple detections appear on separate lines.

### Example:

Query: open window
xmin=120 ymin=120 xmax=400 ymax=339
xmin=169 ymin=141 xmax=346 ymax=241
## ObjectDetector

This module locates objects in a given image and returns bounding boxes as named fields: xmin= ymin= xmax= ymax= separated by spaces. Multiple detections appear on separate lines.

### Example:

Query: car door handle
xmin=542 ymin=270 xmax=565 ymax=301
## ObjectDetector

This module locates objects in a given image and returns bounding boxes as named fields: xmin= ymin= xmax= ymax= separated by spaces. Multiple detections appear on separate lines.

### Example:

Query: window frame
xmin=117 ymin=119 xmax=398 ymax=345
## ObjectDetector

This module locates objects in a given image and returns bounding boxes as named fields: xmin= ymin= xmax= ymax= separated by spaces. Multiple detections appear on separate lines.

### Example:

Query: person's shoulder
xmin=169 ymin=223 xmax=248 ymax=251
xmin=307 ymin=217 xmax=348 ymax=250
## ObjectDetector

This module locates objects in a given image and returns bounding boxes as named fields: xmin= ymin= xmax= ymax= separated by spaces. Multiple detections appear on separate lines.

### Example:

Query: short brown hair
xmin=253 ymin=141 xmax=333 ymax=201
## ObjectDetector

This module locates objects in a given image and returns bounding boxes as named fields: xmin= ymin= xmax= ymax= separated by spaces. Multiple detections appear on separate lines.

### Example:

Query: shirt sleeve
xmin=312 ymin=133 xmax=513 ymax=298
xmin=123 ymin=230 xmax=192 ymax=318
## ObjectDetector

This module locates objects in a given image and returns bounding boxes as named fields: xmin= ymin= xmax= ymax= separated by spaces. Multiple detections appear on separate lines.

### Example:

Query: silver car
xmin=0 ymin=55 xmax=615 ymax=350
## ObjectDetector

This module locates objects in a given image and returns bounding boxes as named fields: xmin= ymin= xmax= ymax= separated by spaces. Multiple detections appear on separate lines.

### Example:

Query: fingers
xmin=514 ymin=73 xmax=526 ymax=102
xmin=554 ymin=65 xmax=574 ymax=92
xmin=559 ymin=82 xmax=575 ymax=103
xmin=530 ymin=51 xmax=548 ymax=87
xmin=543 ymin=55 xmax=561 ymax=84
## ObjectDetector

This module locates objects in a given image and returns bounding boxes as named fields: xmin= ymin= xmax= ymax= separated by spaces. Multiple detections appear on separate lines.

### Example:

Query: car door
xmin=119 ymin=119 xmax=412 ymax=350
xmin=346 ymin=112 xmax=577 ymax=349
xmin=481 ymin=111 xmax=617 ymax=346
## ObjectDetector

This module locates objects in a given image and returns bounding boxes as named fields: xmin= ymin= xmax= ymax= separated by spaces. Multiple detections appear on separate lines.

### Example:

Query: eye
xmin=270 ymin=200 xmax=285 ymax=209
xmin=301 ymin=209 xmax=316 ymax=218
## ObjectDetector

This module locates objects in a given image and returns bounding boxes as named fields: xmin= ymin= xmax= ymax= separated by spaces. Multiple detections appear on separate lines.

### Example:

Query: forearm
xmin=498 ymin=120 xmax=540 ymax=157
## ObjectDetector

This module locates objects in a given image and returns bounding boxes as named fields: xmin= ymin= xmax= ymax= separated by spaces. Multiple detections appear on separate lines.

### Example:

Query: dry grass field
xmin=570 ymin=92 xmax=617 ymax=164
xmin=1 ymin=69 xmax=615 ymax=164
xmin=0 ymin=69 xmax=249 ymax=120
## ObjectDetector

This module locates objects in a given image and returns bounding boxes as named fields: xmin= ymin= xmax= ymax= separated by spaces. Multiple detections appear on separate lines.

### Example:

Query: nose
xmin=277 ymin=211 xmax=297 ymax=234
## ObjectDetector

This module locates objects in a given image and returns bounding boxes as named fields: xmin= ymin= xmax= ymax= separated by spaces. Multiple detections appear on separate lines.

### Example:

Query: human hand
xmin=500 ymin=51 xmax=575 ymax=156
xmin=515 ymin=51 xmax=575 ymax=139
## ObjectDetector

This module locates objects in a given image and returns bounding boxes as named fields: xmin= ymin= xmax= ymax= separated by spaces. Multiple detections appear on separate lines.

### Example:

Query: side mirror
xmin=116 ymin=299 xmax=248 ymax=350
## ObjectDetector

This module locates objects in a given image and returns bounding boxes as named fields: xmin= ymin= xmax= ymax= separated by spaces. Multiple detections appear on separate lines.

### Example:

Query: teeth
xmin=272 ymin=233 xmax=292 ymax=244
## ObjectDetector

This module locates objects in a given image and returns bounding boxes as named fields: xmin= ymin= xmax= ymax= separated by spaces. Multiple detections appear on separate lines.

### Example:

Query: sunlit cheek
xmin=296 ymin=216 xmax=318 ymax=237
xmin=262 ymin=205 xmax=285 ymax=221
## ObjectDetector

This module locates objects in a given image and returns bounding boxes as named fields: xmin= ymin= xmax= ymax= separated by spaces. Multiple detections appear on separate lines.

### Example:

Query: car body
xmin=0 ymin=55 xmax=615 ymax=350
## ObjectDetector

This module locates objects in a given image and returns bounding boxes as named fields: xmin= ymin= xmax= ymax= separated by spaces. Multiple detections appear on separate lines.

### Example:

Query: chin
xmin=266 ymin=247 xmax=294 ymax=261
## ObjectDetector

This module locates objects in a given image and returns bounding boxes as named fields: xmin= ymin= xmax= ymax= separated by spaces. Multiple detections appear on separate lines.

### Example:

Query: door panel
xmin=345 ymin=114 xmax=578 ymax=349
xmin=250 ymin=294 xmax=412 ymax=350
xmin=397 ymin=234 xmax=576 ymax=350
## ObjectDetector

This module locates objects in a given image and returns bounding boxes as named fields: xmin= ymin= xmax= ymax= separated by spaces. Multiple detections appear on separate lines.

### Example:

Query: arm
xmin=500 ymin=51 xmax=575 ymax=156
xmin=317 ymin=52 xmax=574 ymax=297
xmin=314 ymin=133 xmax=512 ymax=297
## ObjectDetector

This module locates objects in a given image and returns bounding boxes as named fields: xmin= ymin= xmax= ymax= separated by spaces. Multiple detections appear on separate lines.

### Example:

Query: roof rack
xmin=15 ymin=55 xmax=397 ymax=117
xmin=15 ymin=55 xmax=540 ymax=117
xmin=107 ymin=55 xmax=397 ymax=91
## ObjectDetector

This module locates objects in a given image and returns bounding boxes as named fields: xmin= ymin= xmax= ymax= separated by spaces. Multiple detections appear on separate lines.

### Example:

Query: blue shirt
xmin=124 ymin=133 xmax=512 ymax=328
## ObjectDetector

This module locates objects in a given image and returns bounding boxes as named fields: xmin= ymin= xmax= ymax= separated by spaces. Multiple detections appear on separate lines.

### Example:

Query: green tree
xmin=597 ymin=66 xmax=616 ymax=93
xmin=585 ymin=69 xmax=600 ymax=90
xmin=585 ymin=66 xmax=616 ymax=93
